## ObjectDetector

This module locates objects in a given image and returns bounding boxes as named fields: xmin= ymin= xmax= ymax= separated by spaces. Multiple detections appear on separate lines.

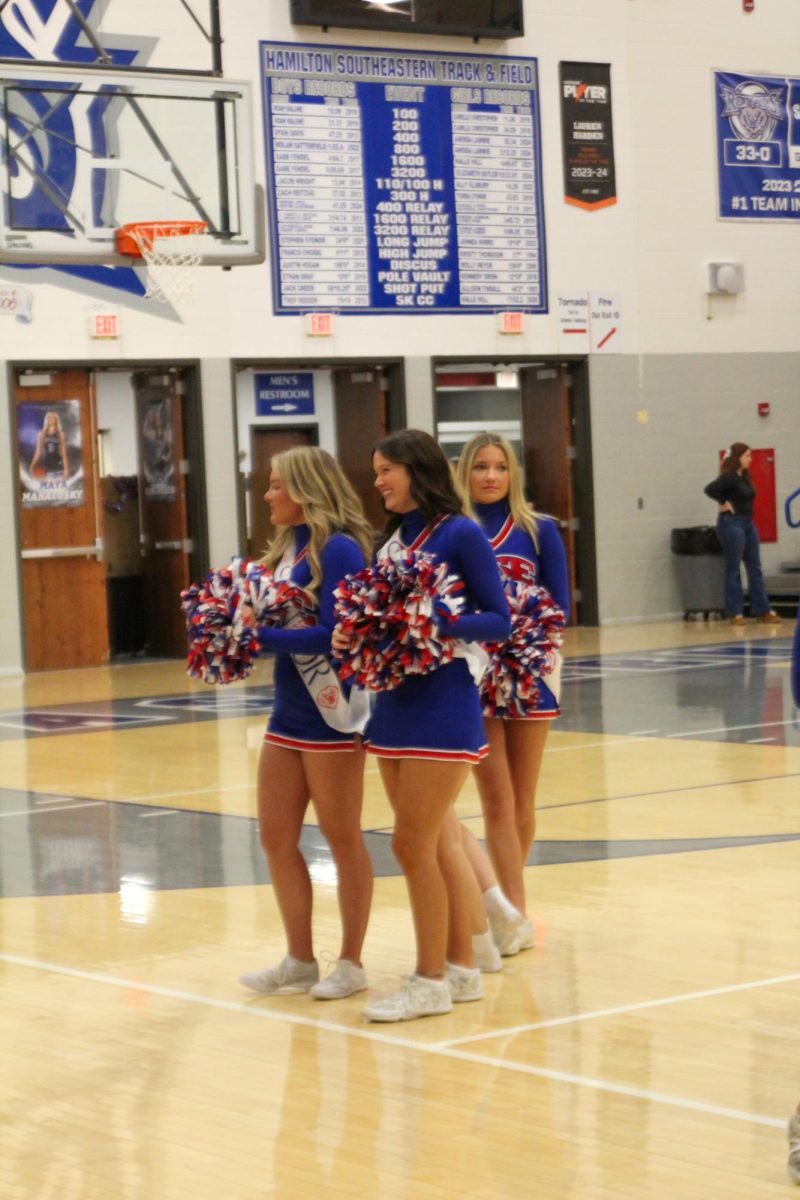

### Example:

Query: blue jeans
xmin=715 ymin=514 xmax=771 ymax=617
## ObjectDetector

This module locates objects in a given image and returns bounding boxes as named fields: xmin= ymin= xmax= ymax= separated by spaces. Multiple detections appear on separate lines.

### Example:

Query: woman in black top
xmin=704 ymin=443 xmax=780 ymax=626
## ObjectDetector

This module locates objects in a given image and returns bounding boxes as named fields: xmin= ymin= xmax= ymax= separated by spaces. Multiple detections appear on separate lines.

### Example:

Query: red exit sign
xmin=497 ymin=311 xmax=525 ymax=334
xmin=88 ymin=309 xmax=120 ymax=338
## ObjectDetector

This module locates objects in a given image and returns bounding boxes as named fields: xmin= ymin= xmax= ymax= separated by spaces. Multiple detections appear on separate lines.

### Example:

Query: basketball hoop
xmin=116 ymin=220 xmax=208 ymax=304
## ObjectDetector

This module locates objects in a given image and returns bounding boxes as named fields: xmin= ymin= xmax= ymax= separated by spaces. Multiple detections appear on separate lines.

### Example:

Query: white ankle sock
xmin=446 ymin=960 xmax=479 ymax=977
xmin=483 ymin=885 xmax=520 ymax=922
xmin=472 ymin=930 xmax=495 ymax=957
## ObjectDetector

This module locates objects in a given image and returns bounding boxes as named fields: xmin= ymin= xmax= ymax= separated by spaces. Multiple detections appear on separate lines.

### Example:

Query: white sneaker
xmin=788 ymin=1108 xmax=800 ymax=1184
xmin=472 ymin=931 xmax=503 ymax=973
xmin=310 ymin=959 xmax=367 ymax=1000
xmin=516 ymin=918 xmax=535 ymax=951
xmin=239 ymin=955 xmax=319 ymax=995
xmin=362 ymin=974 xmax=452 ymax=1022
xmin=488 ymin=906 xmax=524 ymax=956
xmin=445 ymin=963 xmax=484 ymax=1003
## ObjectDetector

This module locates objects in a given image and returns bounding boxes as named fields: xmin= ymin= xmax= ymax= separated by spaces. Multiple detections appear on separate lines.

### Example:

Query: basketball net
xmin=116 ymin=221 xmax=208 ymax=304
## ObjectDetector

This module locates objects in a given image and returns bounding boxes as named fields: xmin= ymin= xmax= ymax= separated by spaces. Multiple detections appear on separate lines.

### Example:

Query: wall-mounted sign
xmin=18 ymin=400 xmax=85 ymax=507
xmin=87 ymin=306 xmax=120 ymax=338
xmin=715 ymin=70 xmax=800 ymax=221
xmin=0 ymin=284 xmax=33 ymax=323
xmin=255 ymin=372 xmax=315 ymax=416
xmin=559 ymin=62 xmax=617 ymax=210
xmin=557 ymin=292 xmax=590 ymax=352
xmin=590 ymin=291 xmax=623 ymax=353
xmin=261 ymin=41 xmax=548 ymax=315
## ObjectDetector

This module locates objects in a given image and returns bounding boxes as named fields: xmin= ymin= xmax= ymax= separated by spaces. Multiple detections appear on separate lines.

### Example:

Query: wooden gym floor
xmin=1 ymin=618 xmax=798 ymax=1199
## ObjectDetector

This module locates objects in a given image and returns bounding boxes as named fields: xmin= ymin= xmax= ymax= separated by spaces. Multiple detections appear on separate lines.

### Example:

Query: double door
xmin=13 ymin=367 xmax=202 ymax=670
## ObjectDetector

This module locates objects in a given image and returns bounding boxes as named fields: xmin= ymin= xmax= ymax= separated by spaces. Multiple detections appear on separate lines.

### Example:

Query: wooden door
xmin=519 ymin=364 xmax=578 ymax=621
xmin=249 ymin=427 xmax=317 ymax=558
xmin=14 ymin=369 xmax=109 ymax=670
xmin=134 ymin=373 xmax=190 ymax=657
xmin=333 ymin=368 xmax=388 ymax=529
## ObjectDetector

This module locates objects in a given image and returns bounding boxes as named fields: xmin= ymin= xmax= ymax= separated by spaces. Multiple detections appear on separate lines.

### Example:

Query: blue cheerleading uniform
xmin=474 ymin=499 xmax=570 ymax=718
xmin=364 ymin=510 xmax=510 ymax=762
xmin=258 ymin=525 xmax=366 ymax=752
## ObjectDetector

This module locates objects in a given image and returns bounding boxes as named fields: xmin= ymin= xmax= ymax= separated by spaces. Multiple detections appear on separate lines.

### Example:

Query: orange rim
xmin=115 ymin=220 xmax=207 ymax=257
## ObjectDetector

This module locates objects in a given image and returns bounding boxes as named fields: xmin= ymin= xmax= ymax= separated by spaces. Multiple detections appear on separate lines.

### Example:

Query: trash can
xmin=670 ymin=526 xmax=725 ymax=620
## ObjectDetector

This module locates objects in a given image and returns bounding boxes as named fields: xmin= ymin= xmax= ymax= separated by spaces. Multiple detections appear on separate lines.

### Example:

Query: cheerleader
xmin=336 ymin=430 xmax=510 ymax=1022
xmin=456 ymin=432 xmax=569 ymax=955
xmin=239 ymin=447 xmax=375 ymax=1001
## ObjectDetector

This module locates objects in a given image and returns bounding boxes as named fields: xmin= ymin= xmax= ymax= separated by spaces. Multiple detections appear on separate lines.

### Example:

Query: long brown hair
xmin=720 ymin=442 xmax=751 ymax=479
xmin=374 ymin=429 xmax=463 ymax=540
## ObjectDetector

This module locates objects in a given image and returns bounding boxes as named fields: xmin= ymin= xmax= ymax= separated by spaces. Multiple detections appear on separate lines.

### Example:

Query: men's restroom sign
xmin=255 ymin=373 xmax=315 ymax=416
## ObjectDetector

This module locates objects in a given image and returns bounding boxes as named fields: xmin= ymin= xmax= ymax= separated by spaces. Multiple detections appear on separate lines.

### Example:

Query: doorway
xmin=12 ymin=363 xmax=208 ymax=670
xmin=433 ymin=357 xmax=597 ymax=625
xmin=234 ymin=359 xmax=405 ymax=550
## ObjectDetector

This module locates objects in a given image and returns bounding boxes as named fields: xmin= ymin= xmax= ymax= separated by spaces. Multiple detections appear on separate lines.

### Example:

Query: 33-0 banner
xmin=715 ymin=70 xmax=800 ymax=221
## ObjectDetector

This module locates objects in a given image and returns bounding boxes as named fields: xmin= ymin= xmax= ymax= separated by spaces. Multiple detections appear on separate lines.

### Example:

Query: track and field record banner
xmin=715 ymin=70 xmax=800 ymax=220
xmin=260 ymin=42 xmax=548 ymax=314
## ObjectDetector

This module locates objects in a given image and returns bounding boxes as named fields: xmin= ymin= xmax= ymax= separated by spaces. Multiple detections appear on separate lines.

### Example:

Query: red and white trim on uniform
xmin=364 ymin=741 xmax=489 ymax=764
xmin=488 ymin=514 xmax=515 ymax=549
xmin=264 ymin=731 xmax=358 ymax=753
xmin=486 ymin=706 xmax=559 ymax=721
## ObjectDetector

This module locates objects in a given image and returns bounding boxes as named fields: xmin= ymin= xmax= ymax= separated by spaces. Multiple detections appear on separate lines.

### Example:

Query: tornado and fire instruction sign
xmin=716 ymin=70 xmax=800 ymax=221
xmin=260 ymin=41 xmax=548 ymax=315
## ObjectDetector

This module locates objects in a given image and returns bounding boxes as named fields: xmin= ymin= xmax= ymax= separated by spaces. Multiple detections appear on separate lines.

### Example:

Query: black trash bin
xmin=670 ymin=526 xmax=725 ymax=619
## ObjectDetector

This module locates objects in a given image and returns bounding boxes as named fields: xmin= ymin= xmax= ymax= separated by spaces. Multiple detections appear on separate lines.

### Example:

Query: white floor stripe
xmin=0 ymin=951 xmax=787 ymax=1130
xmin=442 ymin=971 xmax=800 ymax=1047
xmin=666 ymin=718 xmax=797 ymax=738
xmin=0 ymin=801 xmax=106 ymax=820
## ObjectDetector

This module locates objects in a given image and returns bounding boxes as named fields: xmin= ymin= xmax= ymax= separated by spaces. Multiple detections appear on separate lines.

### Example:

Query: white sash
xmin=542 ymin=652 xmax=563 ymax=706
xmin=379 ymin=517 xmax=488 ymax=686
xmin=276 ymin=540 xmax=370 ymax=735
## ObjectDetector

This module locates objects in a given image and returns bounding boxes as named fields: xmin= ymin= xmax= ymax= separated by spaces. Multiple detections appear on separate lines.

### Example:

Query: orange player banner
xmin=559 ymin=62 xmax=617 ymax=210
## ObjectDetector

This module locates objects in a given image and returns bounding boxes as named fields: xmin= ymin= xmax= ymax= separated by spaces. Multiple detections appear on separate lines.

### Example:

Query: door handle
xmin=21 ymin=545 xmax=101 ymax=560
xmin=153 ymin=540 xmax=183 ymax=550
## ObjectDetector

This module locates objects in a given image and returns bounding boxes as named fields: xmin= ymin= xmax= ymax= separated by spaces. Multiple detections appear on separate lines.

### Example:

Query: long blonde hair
xmin=262 ymin=446 xmax=373 ymax=595
xmin=456 ymin=432 xmax=540 ymax=546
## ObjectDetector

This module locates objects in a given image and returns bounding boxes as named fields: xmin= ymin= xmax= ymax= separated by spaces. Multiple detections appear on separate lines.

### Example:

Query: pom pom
xmin=181 ymin=558 xmax=313 ymax=684
xmin=480 ymin=581 xmax=566 ymax=718
xmin=333 ymin=551 xmax=464 ymax=692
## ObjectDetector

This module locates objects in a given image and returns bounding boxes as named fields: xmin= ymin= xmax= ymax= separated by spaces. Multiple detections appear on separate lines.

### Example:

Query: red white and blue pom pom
xmin=480 ymin=581 xmax=566 ymax=718
xmin=181 ymin=558 xmax=313 ymax=684
xmin=333 ymin=551 xmax=464 ymax=692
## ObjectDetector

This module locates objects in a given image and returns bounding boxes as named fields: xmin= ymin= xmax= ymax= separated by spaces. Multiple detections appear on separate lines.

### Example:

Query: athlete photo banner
xmin=559 ymin=62 xmax=616 ymax=210
xmin=18 ymin=400 xmax=85 ymax=509
xmin=715 ymin=70 xmax=800 ymax=221
xmin=141 ymin=397 xmax=177 ymax=501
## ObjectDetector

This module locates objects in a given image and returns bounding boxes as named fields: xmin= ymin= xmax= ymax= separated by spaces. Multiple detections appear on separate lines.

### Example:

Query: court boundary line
xmin=442 ymin=971 xmax=800 ymax=1045
xmin=0 ymin=951 xmax=788 ymax=1132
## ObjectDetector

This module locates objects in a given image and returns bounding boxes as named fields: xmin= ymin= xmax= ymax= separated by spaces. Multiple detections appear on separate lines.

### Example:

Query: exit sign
xmin=497 ymin=311 xmax=525 ymax=334
xmin=305 ymin=312 xmax=334 ymax=337
xmin=88 ymin=308 xmax=120 ymax=338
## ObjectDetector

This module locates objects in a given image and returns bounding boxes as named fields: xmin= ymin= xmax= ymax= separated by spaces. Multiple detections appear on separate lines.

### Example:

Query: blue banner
xmin=260 ymin=41 xmax=548 ymax=315
xmin=255 ymin=372 xmax=315 ymax=416
xmin=715 ymin=70 xmax=800 ymax=221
